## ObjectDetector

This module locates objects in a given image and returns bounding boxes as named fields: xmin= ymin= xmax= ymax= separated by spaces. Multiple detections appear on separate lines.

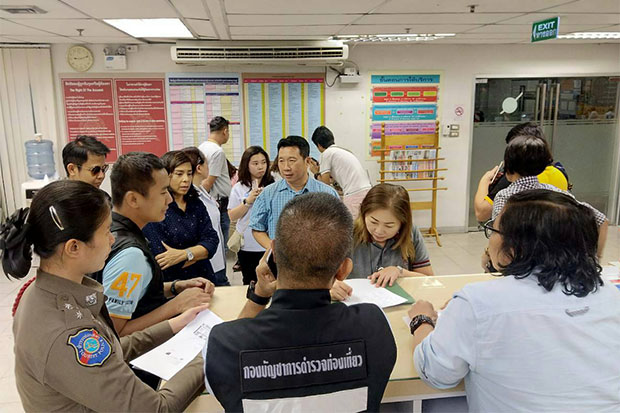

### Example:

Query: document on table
xmin=343 ymin=279 xmax=408 ymax=308
xmin=130 ymin=310 xmax=223 ymax=380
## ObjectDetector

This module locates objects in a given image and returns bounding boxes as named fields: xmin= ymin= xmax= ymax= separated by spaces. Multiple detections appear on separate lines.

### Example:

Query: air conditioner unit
xmin=171 ymin=41 xmax=348 ymax=65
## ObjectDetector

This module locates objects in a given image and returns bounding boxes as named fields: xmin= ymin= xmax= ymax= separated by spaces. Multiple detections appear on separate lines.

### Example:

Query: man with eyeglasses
xmin=62 ymin=135 xmax=110 ymax=188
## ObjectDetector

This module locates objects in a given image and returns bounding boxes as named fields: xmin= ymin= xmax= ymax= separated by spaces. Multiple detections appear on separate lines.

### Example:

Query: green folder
xmin=385 ymin=282 xmax=415 ymax=305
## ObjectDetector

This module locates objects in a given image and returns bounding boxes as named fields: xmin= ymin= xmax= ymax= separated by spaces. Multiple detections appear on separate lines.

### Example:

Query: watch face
xmin=67 ymin=46 xmax=94 ymax=72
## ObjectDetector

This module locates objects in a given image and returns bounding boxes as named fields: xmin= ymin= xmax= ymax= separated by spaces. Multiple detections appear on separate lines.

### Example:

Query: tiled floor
xmin=0 ymin=227 xmax=618 ymax=412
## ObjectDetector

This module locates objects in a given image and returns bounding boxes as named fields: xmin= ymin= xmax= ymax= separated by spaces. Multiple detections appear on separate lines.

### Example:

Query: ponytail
xmin=0 ymin=208 xmax=32 ymax=279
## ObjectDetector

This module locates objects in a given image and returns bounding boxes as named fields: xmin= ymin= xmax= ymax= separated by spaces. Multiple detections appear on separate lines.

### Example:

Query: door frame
xmin=466 ymin=72 xmax=620 ymax=229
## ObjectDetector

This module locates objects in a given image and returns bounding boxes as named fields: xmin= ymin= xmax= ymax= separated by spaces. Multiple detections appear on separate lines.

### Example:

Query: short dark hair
xmin=311 ymin=126 xmax=335 ymax=149
xmin=503 ymin=135 xmax=552 ymax=177
xmin=161 ymin=150 xmax=195 ymax=174
xmin=237 ymin=146 xmax=275 ymax=188
xmin=181 ymin=147 xmax=205 ymax=168
xmin=275 ymin=193 xmax=352 ymax=283
xmin=0 ymin=180 xmax=111 ymax=279
xmin=498 ymin=189 xmax=602 ymax=297
xmin=209 ymin=116 xmax=229 ymax=132
xmin=277 ymin=135 xmax=310 ymax=158
xmin=111 ymin=152 xmax=165 ymax=207
xmin=505 ymin=122 xmax=544 ymax=144
xmin=62 ymin=135 xmax=110 ymax=174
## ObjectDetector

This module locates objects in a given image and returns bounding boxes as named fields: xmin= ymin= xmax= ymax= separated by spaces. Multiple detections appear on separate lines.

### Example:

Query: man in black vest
xmin=204 ymin=193 xmax=396 ymax=412
xmin=96 ymin=152 xmax=213 ymax=338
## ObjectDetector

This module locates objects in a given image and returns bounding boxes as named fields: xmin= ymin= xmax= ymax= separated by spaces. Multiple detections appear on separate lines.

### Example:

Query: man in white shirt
xmin=309 ymin=126 xmax=371 ymax=219
xmin=408 ymin=189 xmax=620 ymax=412
xmin=198 ymin=116 xmax=232 ymax=245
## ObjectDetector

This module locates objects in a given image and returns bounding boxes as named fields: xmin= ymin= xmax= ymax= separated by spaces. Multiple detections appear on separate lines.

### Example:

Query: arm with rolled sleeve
xmin=414 ymin=293 xmax=477 ymax=389
xmin=249 ymin=189 xmax=272 ymax=249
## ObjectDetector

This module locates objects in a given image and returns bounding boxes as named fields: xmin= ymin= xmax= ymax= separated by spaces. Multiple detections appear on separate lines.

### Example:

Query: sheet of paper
xmin=130 ymin=310 xmax=223 ymax=381
xmin=343 ymin=279 xmax=408 ymax=308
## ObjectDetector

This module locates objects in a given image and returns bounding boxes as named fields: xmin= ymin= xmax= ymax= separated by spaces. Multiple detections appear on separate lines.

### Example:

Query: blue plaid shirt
xmin=249 ymin=177 xmax=339 ymax=238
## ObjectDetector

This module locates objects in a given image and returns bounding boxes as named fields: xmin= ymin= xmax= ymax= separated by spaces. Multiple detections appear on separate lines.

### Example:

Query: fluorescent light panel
xmin=333 ymin=33 xmax=456 ymax=42
xmin=558 ymin=32 xmax=620 ymax=39
xmin=104 ymin=18 xmax=193 ymax=38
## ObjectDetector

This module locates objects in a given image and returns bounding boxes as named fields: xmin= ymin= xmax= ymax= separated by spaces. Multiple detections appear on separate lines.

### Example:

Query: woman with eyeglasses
xmin=62 ymin=135 xmax=111 ymax=188
xmin=2 ymin=180 xmax=208 ymax=411
xmin=408 ymin=189 xmax=620 ymax=411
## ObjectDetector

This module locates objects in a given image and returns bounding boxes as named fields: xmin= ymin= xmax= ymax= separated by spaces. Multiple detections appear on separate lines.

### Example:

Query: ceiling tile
xmin=230 ymin=25 xmax=342 ymax=36
xmin=0 ymin=0 xmax=88 ymax=18
xmin=4 ymin=35 xmax=72 ymax=43
xmin=339 ymin=24 xmax=480 ymax=35
xmin=374 ymin=0 xmax=569 ymax=14
xmin=171 ymin=0 xmax=209 ymax=19
xmin=62 ymin=0 xmax=177 ymax=18
xmin=543 ymin=0 xmax=620 ymax=13
xmin=185 ymin=18 xmax=216 ymax=37
xmin=0 ymin=19 xmax=54 ymax=35
xmin=7 ymin=18 xmax=129 ymax=37
xmin=224 ymin=0 xmax=384 ymax=14
xmin=228 ymin=14 xmax=361 ymax=26
xmin=356 ymin=13 xmax=521 ymax=25
xmin=501 ymin=12 xmax=620 ymax=25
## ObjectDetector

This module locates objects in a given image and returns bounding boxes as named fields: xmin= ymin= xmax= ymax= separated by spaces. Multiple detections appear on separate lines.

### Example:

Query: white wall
xmin=49 ymin=43 xmax=620 ymax=231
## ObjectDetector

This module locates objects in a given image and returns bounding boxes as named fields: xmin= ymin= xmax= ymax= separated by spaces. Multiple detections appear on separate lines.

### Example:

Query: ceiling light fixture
xmin=332 ymin=33 xmax=456 ymax=43
xmin=104 ymin=18 xmax=193 ymax=38
xmin=558 ymin=32 xmax=620 ymax=39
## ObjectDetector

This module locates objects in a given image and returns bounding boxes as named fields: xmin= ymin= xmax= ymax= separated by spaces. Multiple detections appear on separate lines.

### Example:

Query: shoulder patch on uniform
xmin=67 ymin=328 xmax=111 ymax=367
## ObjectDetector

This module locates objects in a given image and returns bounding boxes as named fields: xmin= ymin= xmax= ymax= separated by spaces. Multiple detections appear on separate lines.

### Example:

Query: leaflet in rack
xmin=166 ymin=74 xmax=244 ymax=163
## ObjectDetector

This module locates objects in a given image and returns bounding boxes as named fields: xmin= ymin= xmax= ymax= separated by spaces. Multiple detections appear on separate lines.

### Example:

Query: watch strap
xmin=246 ymin=281 xmax=270 ymax=306
xmin=410 ymin=314 xmax=435 ymax=335
xmin=170 ymin=279 xmax=180 ymax=296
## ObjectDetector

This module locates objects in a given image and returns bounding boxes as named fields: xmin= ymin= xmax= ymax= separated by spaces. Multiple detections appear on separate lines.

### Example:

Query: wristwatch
xmin=409 ymin=314 xmax=435 ymax=335
xmin=243 ymin=198 xmax=253 ymax=206
xmin=185 ymin=249 xmax=194 ymax=261
xmin=246 ymin=281 xmax=271 ymax=306
xmin=170 ymin=279 xmax=180 ymax=296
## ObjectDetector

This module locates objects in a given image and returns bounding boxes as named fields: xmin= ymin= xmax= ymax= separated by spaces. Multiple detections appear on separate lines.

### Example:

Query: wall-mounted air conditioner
xmin=171 ymin=41 xmax=348 ymax=65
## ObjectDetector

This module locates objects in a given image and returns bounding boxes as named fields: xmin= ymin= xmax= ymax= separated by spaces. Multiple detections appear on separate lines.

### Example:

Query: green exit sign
xmin=532 ymin=17 xmax=560 ymax=42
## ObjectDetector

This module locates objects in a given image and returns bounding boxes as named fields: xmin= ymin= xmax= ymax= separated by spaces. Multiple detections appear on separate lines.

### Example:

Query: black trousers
xmin=237 ymin=250 xmax=264 ymax=285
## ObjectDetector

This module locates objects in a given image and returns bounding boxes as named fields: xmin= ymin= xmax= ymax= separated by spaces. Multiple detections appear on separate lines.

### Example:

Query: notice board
xmin=62 ymin=77 xmax=169 ymax=162
xmin=243 ymin=73 xmax=324 ymax=160
xmin=166 ymin=73 xmax=244 ymax=164
xmin=368 ymin=73 xmax=441 ymax=157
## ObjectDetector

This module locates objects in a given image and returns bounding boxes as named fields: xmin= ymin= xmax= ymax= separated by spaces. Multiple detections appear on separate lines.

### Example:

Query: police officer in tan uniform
xmin=1 ymin=180 xmax=208 ymax=412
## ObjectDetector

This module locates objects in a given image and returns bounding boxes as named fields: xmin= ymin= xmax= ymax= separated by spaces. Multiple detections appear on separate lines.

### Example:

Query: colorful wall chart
xmin=369 ymin=73 xmax=441 ymax=156
xmin=166 ymin=74 xmax=244 ymax=163
xmin=243 ymin=74 xmax=324 ymax=160
xmin=62 ymin=77 xmax=169 ymax=162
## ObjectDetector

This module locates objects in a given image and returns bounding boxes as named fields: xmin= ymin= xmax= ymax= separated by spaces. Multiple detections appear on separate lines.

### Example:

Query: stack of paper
xmin=130 ymin=310 xmax=224 ymax=380
xmin=343 ymin=279 xmax=410 ymax=308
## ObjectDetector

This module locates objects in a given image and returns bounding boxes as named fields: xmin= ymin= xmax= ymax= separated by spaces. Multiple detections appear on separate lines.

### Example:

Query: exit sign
xmin=532 ymin=17 xmax=560 ymax=42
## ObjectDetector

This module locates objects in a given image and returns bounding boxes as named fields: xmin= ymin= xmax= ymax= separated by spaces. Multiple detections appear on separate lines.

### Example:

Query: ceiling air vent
xmin=0 ymin=5 xmax=47 ymax=14
xmin=171 ymin=41 xmax=348 ymax=65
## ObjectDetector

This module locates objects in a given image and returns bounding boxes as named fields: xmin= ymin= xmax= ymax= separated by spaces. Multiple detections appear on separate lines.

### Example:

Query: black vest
xmin=205 ymin=289 xmax=397 ymax=412
xmin=93 ymin=212 xmax=168 ymax=319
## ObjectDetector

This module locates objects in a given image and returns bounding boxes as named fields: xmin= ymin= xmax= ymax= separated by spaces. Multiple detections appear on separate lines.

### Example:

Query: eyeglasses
xmin=82 ymin=164 xmax=109 ymax=176
xmin=482 ymin=219 xmax=502 ymax=239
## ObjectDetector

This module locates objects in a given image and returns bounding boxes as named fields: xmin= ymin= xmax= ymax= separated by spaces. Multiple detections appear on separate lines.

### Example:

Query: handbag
xmin=227 ymin=228 xmax=244 ymax=253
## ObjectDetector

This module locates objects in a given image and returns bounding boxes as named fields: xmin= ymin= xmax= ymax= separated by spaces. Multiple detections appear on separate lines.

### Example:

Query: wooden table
xmin=187 ymin=274 xmax=496 ymax=412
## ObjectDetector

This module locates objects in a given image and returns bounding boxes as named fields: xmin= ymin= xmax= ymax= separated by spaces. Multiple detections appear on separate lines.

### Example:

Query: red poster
xmin=372 ymin=86 xmax=438 ymax=103
xmin=62 ymin=79 xmax=118 ymax=162
xmin=115 ymin=79 xmax=168 ymax=156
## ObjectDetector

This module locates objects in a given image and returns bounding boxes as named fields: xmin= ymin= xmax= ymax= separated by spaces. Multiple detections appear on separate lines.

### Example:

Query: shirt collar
xmin=35 ymin=269 xmax=105 ymax=316
xmin=269 ymin=289 xmax=332 ymax=310
xmin=277 ymin=176 xmax=314 ymax=194
xmin=513 ymin=176 xmax=540 ymax=187
xmin=111 ymin=211 xmax=142 ymax=235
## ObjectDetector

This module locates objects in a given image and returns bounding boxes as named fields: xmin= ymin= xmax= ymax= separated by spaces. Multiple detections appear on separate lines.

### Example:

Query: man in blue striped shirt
xmin=250 ymin=136 xmax=339 ymax=249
